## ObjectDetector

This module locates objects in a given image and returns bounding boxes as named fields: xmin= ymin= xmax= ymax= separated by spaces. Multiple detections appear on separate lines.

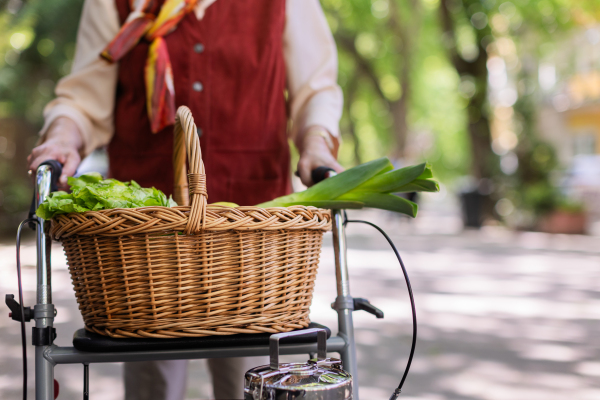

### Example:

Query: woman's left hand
xmin=297 ymin=129 xmax=344 ymax=187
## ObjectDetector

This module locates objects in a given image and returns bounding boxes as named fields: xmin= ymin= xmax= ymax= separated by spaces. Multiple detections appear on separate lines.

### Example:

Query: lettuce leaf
xmin=36 ymin=173 xmax=177 ymax=220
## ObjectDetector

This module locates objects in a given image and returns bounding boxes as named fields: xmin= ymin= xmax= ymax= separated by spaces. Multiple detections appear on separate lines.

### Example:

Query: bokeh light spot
xmin=37 ymin=38 xmax=55 ymax=57
xmin=496 ymin=198 xmax=515 ymax=216
xmin=371 ymin=0 xmax=389 ymax=19
xmin=471 ymin=12 xmax=489 ymax=30
xmin=9 ymin=30 xmax=33 ymax=50
xmin=380 ymin=74 xmax=402 ymax=101
xmin=499 ymin=2 xmax=517 ymax=19
xmin=10 ymin=33 xmax=26 ymax=49
xmin=350 ymin=100 xmax=369 ymax=121
xmin=355 ymin=32 xmax=379 ymax=59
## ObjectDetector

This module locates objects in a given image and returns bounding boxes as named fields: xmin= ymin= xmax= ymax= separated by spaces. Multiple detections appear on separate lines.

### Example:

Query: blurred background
xmin=1 ymin=0 xmax=600 ymax=234
xmin=1 ymin=0 xmax=600 ymax=399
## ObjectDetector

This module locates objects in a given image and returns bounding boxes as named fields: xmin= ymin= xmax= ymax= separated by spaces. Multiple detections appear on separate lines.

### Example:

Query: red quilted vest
xmin=109 ymin=0 xmax=290 ymax=205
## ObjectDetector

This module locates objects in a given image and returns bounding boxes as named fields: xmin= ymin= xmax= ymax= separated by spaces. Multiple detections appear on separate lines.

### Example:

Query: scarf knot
xmin=102 ymin=0 xmax=199 ymax=133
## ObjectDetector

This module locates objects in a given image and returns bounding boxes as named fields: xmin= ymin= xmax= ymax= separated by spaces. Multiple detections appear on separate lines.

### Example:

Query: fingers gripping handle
xmin=174 ymin=106 xmax=207 ymax=234
xmin=269 ymin=328 xmax=327 ymax=370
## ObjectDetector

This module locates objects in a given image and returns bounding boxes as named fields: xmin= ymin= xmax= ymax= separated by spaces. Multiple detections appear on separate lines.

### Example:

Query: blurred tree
xmin=489 ymin=1 xmax=598 ymax=224
xmin=435 ymin=0 xmax=599 ymax=223
xmin=1 ymin=0 xmax=597 ymax=234
xmin=322 ymin=0 xmax=472 ymax=182
xmin=0 ymin=0 xmax=82 ymax=123
xmin=0 ymin=0 xmax=82 ymax=235
xmin=333 ymin=0 xmax=422 ymax=161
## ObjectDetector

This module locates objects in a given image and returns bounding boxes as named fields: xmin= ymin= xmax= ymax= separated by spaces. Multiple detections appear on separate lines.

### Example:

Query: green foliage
xmin=321 ymin=0 xmax=474 ymax=182
xmin=36 ymin=173 xmax=177 ymax=220
xmin=500 ymin=79 xmax=561 ymax=220
xmin=0 ymin=0 xmax=83 ymax=123
xmin=410 ymin=52 xmax=472 ymax=181
xmin=516 ymin=174 xmax=584 ymax=218
xmin=521 ymin=181 xmax=559 ymax=217
xmin=0 ymin=0 xmax=82 ymax=235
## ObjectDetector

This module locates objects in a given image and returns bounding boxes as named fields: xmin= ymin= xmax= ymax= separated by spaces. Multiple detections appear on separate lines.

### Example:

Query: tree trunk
xmin=390 ymin=98 xmax=408 ymax=160
xmin=468 ymin=97 xmax=493 ymax=180
xmin=389 ymin=0 xmax=419 ymax=161
xmin=439 ymin=0 xmax=495 ymax=180
xmin=344 ymin=76 xmax=363 ymax=165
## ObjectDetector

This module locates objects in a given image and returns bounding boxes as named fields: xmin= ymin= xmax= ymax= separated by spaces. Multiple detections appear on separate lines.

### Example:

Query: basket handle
xmin=173 ymin=106 xmax=207 ymax=233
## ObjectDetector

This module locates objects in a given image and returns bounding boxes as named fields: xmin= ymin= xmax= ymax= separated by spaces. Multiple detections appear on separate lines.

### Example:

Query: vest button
xmin=194 ymin=43 xmax=205 ymax=53
xmin=192 ymin=82 xmax=203 ymax=92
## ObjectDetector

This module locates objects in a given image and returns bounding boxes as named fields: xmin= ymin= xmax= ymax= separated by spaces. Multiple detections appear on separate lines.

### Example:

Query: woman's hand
xmin=27 ymin=117 xmax=84 ymax=190
xmin=297 ymin=127 xmax=344 ymax=187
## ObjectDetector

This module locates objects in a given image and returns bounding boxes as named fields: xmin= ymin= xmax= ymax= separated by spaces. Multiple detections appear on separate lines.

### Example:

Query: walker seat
xmin=72 ymin=323 xmax=332 ymax=353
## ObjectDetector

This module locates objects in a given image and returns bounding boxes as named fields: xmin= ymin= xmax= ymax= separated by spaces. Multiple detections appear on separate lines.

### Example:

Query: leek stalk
xmin=257 ymin=159 xmax=439 ymax=218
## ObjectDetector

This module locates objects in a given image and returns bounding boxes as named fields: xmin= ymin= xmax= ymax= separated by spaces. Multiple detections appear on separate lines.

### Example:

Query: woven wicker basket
xmin=50 ymin=106 xmax=331 ymax=338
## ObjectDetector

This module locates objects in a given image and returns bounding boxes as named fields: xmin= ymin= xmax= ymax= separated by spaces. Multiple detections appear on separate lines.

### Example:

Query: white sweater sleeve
xmin=284 ymin=0 xmax=343 ymax=148
xmin=40 ymin=0 xmax=120 ymax=156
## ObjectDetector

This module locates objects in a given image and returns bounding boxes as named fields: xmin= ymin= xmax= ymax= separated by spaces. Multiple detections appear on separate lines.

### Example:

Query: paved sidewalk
xmin=1 ymin=202 xmax=599 ymax=399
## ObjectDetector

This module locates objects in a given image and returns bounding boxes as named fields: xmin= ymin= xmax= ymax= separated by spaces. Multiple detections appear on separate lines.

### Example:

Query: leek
xmin=257 ymin=159 xmax=439 ymax=217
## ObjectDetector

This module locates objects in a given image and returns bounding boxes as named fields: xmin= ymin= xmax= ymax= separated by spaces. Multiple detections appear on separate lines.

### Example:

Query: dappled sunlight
xmin=1 ymin=207 xmax=598 ymax=399
xmin=312 ymin=209 xmax=599 ymax=399
xmin=515 ymin=343 xmax=584 ymax=362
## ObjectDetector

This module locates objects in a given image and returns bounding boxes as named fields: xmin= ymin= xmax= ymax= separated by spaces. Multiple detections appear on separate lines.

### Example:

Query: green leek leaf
xmin=295 ymin=157 xmax=393 ymax=201
xmin=338 ymin=192 xmax=418 ymax=217
xmin=418 ymin=164 xmax=434 ymax=179
xmin=256 ymin=158 xmax=436 ymax=217
xmin=355 ymin=163 xmax=429 ymax=192
xmin=257 ymin=192 xmax=303 ymax=208
xmin=391 ymin=179 xmax=440 ymax=193
xmin=260 ymin=200 xmax=365 ymax=209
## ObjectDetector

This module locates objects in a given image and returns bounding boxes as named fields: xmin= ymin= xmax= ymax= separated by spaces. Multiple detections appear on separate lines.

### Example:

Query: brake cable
xmin=15 ymin=218 xmax=38 ymax=400
xmin=343 ymin=213 xmax=416 ymax=400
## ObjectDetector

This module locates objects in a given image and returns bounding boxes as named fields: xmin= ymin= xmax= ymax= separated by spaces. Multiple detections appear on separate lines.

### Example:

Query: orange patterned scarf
xmin=101 ymin=0 xmax=199 ymax=133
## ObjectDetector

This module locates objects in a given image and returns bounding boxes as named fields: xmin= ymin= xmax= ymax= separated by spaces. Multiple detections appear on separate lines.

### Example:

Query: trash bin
xmin=460 ymin=190 xmax=484 ymax=228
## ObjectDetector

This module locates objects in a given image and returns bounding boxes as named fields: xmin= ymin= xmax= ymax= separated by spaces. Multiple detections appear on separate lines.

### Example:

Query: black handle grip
xmin=311 ymin=167 xmax=335 ymax=184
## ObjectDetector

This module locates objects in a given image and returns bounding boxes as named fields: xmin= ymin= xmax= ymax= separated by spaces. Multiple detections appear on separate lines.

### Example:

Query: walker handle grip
xmin=311 ymin=166 xmax=336 ymax=184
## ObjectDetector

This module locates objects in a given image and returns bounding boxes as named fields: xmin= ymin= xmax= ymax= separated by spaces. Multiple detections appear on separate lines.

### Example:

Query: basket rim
xmin=50 ymin=204 xmax=332 ymax=239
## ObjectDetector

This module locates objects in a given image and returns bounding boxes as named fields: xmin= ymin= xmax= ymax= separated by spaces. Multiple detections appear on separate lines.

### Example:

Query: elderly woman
xmin=27 ymin=0 xmax=343 ymax=398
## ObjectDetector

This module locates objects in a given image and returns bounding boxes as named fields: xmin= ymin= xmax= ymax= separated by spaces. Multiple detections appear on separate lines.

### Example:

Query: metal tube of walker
xmin=34 ymin=164 xmax=56 ymax=400
xmin=331 ymin=209 xmax=359 ymax=400
xmin=35 ymin=165 xmax=53 ymax=305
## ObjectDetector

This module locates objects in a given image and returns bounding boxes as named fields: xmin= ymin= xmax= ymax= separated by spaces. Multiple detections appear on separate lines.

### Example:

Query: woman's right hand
xmin=27 ymin=117 xmax=84 ymax=190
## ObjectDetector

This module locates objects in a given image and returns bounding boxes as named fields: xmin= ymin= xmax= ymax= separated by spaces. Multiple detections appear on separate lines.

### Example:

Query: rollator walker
xmin=7 ymin=161 xmax=415 ymax=400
